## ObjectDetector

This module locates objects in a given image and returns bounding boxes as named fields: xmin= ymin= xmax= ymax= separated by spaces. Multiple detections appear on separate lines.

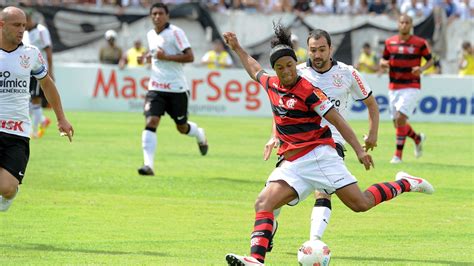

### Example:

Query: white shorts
xmin=266 ymin=145 xmax=357 ymax=206
xmin=388 ymin=88 xmax=421 ymax=119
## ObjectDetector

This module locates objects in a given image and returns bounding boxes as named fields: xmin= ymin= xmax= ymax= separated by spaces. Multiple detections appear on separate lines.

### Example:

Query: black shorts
xmin=144 ymin=90 xmax=189 ymax=125
xmin=29 ymin=77 xmax=44 ymax=98
xmin=0 ymin=132 xmax=30 ymax=183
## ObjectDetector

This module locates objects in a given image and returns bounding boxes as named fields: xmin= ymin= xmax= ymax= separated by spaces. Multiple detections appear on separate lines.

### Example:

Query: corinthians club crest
xmin=332 ymin=73 xmax=343 ymax=88
xmin=19 ymin=55 xmax=30 ymax=69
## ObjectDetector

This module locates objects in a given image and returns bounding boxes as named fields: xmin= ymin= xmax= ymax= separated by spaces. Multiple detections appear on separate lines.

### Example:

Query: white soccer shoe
xmin=396 ymin=171 xmax=434 ymax=194
xmin=0 ymin=189 xmax=18 ymax=212
xmin=225 ymin=254 xmax=264 ymax=266
xmin=390 ymin=156 xmax=402 ymax=164
xmin=415 ymin=133 xmax=426 ymax=158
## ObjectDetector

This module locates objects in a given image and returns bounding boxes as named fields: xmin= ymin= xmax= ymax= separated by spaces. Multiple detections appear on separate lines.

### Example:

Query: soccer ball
xmin=297 ymin=240 xmax=331 ymax=266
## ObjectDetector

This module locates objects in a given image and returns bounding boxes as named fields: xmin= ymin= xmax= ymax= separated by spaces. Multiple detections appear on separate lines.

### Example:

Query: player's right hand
xmin=58 ymin=118 xmax=74 ymax=142
xmin=222 ymin=32 xmax=240 ymax=51
xmin=357 ymin=151 xmax=374 ymax=170
xmin=263 ymin=136 xmax=279 ymax=161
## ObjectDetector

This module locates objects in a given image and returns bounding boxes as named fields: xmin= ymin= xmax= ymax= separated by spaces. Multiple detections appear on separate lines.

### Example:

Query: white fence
xmin=56 ymin=63 xmax=474 ymax=123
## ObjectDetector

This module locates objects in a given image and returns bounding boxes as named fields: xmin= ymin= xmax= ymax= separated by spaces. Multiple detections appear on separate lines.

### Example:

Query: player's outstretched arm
xmin=222 ymin=32 xmax=262 ymax=81
xmin=362 ymin=95 xmax=379 ymax=151
xmin=39 ymin=75 xmax=74 ymax=142
xmin=325 ymin=108 xmax=374 ymax=170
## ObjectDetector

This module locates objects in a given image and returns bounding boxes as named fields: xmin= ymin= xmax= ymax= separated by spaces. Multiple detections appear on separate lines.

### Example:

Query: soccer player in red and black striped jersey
xmin=222 ymin=23 xmax=434 ymax=266
xmin=380 ymin=14 xmax=433 ymax=164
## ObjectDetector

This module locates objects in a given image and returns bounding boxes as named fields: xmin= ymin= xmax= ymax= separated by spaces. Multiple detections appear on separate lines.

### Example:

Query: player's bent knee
xmin=176 ymin=124 xmax=188 ymax=134
xmin=0 ymin=185 xmax=18 ymax=199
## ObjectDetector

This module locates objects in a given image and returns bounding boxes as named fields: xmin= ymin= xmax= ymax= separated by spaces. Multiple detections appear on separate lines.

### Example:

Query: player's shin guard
xmin=366 ymin=179 xmax=410 ymax=206
xmin=142 ymin=128 xmax=157 ymax=169
xmin=395 ymin=125 xmax=408 ymax=158
xmin=250 ymin=211 xmax=274 ymax=263
xmin=310 ymin=198 xmax=332 ymax=241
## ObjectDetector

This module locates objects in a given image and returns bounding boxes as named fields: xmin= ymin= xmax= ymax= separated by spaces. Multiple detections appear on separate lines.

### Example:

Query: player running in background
xmin=138 ymin=3 xmax=208 ymax=176
xmin=0 ymin=6 xmax=74 ymax=212
xmin=264 ymin=28 xmax=380 ymax=251
xmin=223 ymin=23 xmax=434 ymax=266
xmin=23 ymin=9 xmax=52 ymax=138
xmin=380 ymin=14 xmax=432 ymax=164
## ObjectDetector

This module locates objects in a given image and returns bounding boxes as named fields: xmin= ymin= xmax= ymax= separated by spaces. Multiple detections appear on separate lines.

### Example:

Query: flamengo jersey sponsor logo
xmin=0 ymin=120 xmax=24 ymax=132
xmin=351 ymin=70 xmax=368 ymax=96
xmin=0 ymin=71 xmax=28 ymax=89
xmin=19 ymin=55 xmax=30 ymax=68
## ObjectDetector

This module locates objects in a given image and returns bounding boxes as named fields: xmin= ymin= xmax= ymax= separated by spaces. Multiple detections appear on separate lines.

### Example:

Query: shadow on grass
xmin=286 ymin=253 xmax=471 ymax=265
xmin=210 ymin=177 xmax=264 ymax=185
xmin=0 ymin=243 xmax=169 ymax=257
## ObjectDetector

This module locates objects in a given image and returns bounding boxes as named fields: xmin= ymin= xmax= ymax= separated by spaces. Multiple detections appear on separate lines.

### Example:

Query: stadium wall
xmin=56 ymin=63 xmax=473 ymax=123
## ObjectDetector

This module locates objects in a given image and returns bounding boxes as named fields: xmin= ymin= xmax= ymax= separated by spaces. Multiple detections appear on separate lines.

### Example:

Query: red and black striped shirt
xmin=382 ymin=35 xmax=432 ymax=90
xmin=257 ymin=70 xmax=335 ymax=161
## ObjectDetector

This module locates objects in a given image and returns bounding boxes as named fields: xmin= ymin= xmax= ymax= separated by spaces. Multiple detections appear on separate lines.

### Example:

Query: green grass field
xmin=1 ymin=111 xmax=473 ymax=265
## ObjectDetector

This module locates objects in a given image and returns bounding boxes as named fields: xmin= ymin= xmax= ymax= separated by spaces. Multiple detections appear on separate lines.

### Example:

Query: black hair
xmin=270 ymin=22 xmax=293 ymax=49
xmin=363 ymin=42 xmax=370 ymax=48
xmin=150 ymin=3 xmax=169 ymax=14
xmin=307 ymin=29 xmax=331 ymax=47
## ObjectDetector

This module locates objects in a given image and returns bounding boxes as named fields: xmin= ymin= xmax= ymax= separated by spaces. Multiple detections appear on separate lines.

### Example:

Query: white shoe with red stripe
xmin=396 ymin=171 xmax=434 ymax=194
xmin=225 ymin=254 xmax=264 ymax=266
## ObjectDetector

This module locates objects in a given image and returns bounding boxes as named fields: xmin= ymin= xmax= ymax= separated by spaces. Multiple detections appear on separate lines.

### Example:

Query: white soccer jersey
xmin=147 ymin=23 xmax=191 ymax=93
xmin=297 ymin=60 xmax=372 ymax=145
xmin=0 ymin=44 xmax=48 ymax=138
xmin=22 ymin=24 xmax=52 ymax=68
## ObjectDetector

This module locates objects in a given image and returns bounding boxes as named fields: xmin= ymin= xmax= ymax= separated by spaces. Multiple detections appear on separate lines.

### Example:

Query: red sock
xmin=406 ymin=123 xmax=421 ymax=144
xmin=250 ymin=211 xmax=274 ymax=263
xmin=395 ymin=125 xmax=408 ymax=158
xmin=366 ymin=179 xmax=411 ymax=205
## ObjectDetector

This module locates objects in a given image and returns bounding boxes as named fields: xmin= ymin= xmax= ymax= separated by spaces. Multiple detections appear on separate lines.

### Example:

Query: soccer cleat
xmin=197 ymin=128 xmax=208 ymax=156
xmin=396 ymin=171 xmax=434 ymax=194
xmin=137 ymin=165 xmax=154 ymax=176
xmin=414 ymin=133 xmax=426 ymax=158
xmin=390 ymin=156 xmax=402 ymax=164
xmin=0 ymin=188 xmax=18 ymax=212
xmin=225 ymin=254 xmax=264 ymax=266
xmin=41 ymin=117 xmax=51 ymax=129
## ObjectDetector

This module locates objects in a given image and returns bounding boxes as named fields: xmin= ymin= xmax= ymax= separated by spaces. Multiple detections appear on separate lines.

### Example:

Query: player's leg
xmin=393 ymin=110 xmax=408 ymax=162
xmin=29 ymin=78 xmax=43 ymax=138
xmin=138 ymin=91 xmax=164 ymax=175
xmin=336 ymin=172 xmax=434 ymax=213
xmin=171 ymin=92 xmax=208 ymax=155
xmin=0 ymin=133 xmax=28 ymax=212
xmin=226 ymin=180 xmax=298 ymax=265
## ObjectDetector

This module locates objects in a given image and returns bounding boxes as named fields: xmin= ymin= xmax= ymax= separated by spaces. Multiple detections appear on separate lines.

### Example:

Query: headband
xmin=270 ymin=44 xmax=297 ymax=68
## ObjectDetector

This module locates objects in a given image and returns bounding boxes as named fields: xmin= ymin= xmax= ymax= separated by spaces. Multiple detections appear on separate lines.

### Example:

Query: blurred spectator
xmin=311 ymin=0 xmax=333 ymax=14
xmin=119 ymin=39 xmax=146 ymax=69
xmin=458 ymin=41 xmax=474 ymax=76
xmin=386 ymin=0 xmax=401 ymax=18
xmin=291 ymin=34 xmax=308 ymax=63
xmin=368 ymin=0 xmax=387 ymax=14
xmin=201 ymin=39 xmax=233 ymax=69
xmin=440 ymin=0 xmax=460 ymax=21
xmin=456 ymin=0 xmax=473 ymax=20
xmin=337 ymin=0 xmax=363 ymax=14
xmin=400 ymin=0 xmax=424 ymax=17
xmin=418 ymin=0 xmax=434 ymax=17
xmin=356 ymin=42 xmax=379 ymax=73
xmin=421 ymin=40 xmax=441 ymax=74
xmin=99 ymin=30 xmax=122 ymax=64
xmin=294 ymin=0 xmax=312 ymax=13
xmin=206 ymin=0 xmax=230 ymax=13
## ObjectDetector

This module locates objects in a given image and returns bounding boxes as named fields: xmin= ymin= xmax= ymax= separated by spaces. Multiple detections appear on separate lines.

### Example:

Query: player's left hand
xmin=357 ymin=150 xmax=374 ymax=170
xmin=363 ymin=134 xmax=377 ymax=152
xmin=156 ymin=48 xmax=167 ymax=60
xmin=263 ymin=136 xmax=279 ymax=161
xmin=412 ymin=66 xmax=422 ymax=76
xmin=58 ymin=118 xmax=74 ymax=142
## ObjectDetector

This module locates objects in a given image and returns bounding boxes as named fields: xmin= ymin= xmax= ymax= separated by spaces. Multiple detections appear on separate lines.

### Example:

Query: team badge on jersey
xmin=332 ymin=73 xmax=343 ymax=88
xmin=398 ymin=46 xmax=404 ymax=54
xmin=407 ymin=45 xmax=415 ymax=54
xmin=286 ymin=98 xmax=297 ymax=109
xmin=19 ymin=55 xmax=30 ymax=69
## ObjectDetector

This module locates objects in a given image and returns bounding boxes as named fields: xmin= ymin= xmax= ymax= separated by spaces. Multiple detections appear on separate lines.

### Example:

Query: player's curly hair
xmin=270 ymin=22 xmax=293 ymax=49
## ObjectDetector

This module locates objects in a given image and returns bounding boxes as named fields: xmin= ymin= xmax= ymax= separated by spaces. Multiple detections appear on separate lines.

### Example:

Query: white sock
xmin=142 ymin=130 xmax=157 ymax=169
xmin=309 ymin=206 xmax=331 ymax=240
xmin=31 ymin=104 xmax=42 ymax=135
xmin=187 ymin=121 xmax=206 ymax=143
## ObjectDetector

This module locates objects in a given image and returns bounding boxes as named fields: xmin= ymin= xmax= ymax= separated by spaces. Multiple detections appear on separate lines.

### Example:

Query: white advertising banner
xmin=56 ymin=64 xmax=473 ymax=123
